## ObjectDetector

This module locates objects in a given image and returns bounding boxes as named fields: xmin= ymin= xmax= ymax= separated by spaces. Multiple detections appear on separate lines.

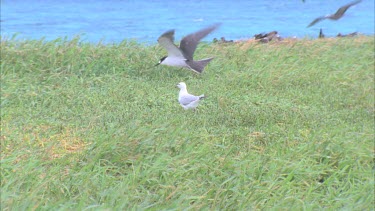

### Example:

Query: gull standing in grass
xmin=156 ymin=24 xmax=220 ymax=73
xmin=177 ymin=82 xmax=205 ymax=110
xmin=307 ymin=0 xmax=362 ymax=27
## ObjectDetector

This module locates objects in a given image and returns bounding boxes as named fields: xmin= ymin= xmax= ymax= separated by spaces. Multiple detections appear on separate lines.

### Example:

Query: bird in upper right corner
xmin=307 ymin=0 xmax=362 ymax=28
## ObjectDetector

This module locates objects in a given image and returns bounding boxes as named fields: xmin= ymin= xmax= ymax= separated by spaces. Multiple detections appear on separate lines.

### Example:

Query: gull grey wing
xmin=180 ymin=23 xmax=220 ymax=60
xmin=333 ymin=0 xmax=362 ymax=19
xmin=307 ymin=16 xmax=327 ymax=27
xmin=157 ymin=30 xmax=185 ymax=58
xmin=179 ymin=94 xmax=199 ymax=106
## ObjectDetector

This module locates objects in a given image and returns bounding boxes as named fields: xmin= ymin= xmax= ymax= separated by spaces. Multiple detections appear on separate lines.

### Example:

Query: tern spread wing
xmin=157 ymin=30 xmax=185 ymax=58
xmin=180 ymin=23 xmax=220 ymax=60
xmin=307 ymin=16 xmax=327 ymax=27
xmin=333 ymin=0 xmax=362 ymax=19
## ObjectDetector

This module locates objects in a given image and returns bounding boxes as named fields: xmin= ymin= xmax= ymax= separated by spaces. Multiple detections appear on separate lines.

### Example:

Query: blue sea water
xmin=1 ymin=0 xmax=374 ymax=44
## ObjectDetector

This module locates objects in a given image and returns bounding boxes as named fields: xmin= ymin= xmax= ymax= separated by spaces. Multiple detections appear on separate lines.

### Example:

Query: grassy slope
xmin=1 ymin=36 xmax=374 ymax=210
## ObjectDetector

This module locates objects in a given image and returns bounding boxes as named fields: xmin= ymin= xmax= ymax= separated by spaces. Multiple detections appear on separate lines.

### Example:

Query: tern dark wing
xmin=180 ymin=23 xmax=220 ymax=60
xmin=332 ymin=0 xmax=362 ymax=19
xmin=157 ymin=30 xmax=185 ymax=58
xmin=307 ymin=16 xmax=327 ymax=27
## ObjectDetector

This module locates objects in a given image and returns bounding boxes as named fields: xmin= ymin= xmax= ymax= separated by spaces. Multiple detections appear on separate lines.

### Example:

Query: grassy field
xmin=1 ymin=35 xmax=374 ymax=210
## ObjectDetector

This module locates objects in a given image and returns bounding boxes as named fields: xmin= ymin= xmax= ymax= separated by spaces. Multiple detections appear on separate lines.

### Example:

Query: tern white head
xmin=177 ymin=82 xmax=205 ymax=110
xmin=156 ymin=23 xmax=221 ymax=73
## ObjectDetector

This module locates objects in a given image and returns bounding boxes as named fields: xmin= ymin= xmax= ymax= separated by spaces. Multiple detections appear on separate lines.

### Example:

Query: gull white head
xmin=177 ymin=82 xmax=187 ymax=90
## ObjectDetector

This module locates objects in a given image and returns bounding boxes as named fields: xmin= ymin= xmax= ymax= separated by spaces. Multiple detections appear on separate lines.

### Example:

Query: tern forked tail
xmin=186 ymin=58 xmax=214 ymax=73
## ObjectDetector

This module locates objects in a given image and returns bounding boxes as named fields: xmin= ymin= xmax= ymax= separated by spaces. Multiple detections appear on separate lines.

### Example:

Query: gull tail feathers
xmin=186 ymin=58 xmax=214 ymax=73
xmin=199 ymin=94 xmax=205 ymax=100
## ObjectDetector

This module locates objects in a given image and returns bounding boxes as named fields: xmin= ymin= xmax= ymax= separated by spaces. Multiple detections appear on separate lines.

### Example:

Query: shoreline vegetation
xmin=1 ymin=35 xmax=374 ymax=209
